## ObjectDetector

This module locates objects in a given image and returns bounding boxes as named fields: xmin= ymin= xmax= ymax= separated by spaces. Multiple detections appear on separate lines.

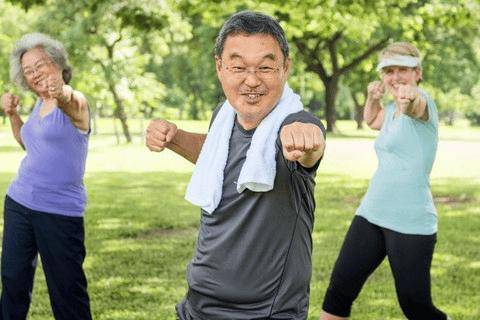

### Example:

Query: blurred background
xmin=0 ymin=0 xmax=479 ymax=319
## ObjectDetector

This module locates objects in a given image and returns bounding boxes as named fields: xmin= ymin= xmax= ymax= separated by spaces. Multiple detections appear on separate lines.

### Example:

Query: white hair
xmin=10 ymin=33 xmax=72 ymax=90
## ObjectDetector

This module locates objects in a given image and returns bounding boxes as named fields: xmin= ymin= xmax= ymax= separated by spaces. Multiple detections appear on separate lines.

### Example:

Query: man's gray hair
xmin=10 ymin=33 xmax=72 ymax=90
xmin=214 ymin=11 xmax=289 ymax=60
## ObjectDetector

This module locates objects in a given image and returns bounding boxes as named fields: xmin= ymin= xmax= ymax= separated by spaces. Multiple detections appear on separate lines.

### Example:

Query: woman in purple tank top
xmin=0 ymin=33 xmax=92 ymax=320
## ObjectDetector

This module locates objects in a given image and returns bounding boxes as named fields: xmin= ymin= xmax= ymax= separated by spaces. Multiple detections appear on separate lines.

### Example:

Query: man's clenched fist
xmin=146 ymin=119 xmax=178 ymax=152
xmin=280 ymin=122 xmax=324 ymax=165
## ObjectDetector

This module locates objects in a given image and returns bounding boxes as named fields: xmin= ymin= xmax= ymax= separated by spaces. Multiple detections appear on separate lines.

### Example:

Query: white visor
xmin=376 ymin=55 xmax=421 ymax=71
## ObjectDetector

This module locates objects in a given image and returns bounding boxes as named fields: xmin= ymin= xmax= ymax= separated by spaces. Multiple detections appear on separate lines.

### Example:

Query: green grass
xmin=0 ymin=119 xmax=479 ymax=319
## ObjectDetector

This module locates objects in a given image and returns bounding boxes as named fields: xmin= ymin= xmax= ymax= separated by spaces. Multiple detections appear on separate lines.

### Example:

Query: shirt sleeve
xmin=276 ymin=110 xmax=326 ymax=176
xmin=424 ymin=93 xmax=439 ymax=130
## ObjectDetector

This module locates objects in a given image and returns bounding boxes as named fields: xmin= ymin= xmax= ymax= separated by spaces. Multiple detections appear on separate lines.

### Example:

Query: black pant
xmin=322 ymin=215 xmax=447 ymax=320
xmin=0 ymin=196 xmax=92 ymax=320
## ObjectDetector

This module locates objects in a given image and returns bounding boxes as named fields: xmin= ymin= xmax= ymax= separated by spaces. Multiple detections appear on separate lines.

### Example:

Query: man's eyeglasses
xmin=23 ymin=60 xmax=53 ymax=78
xmin=223 ymin=63 xmax=283 ymax=80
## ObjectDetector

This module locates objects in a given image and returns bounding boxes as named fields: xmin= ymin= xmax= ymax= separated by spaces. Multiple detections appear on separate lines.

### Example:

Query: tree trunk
xmin=324 ymin=78 xmax=339 ymax=133
xmin=114 ymin=106 xmax=132 ymax=143
xmin=178 ymin=104 xmax=184 ymax=119
xmin=91 ymin=105 xmax=98 ymax=135
xmin=445 ymin=111 xmax=455 ymax=126
xmin=351 ymin=91 xmax=364 ymax=130
xmin=113 ymin=117 xmax=120 ymax=145
xmin=96 ymin=36 xmax=132 ymax=143
xmin=189 ymin=95 xmax=199 ymax=120
xmin=107 ymin=81 xmax=132 ymax=143
xmin=140 ymin=116 xmax=144 ymax=139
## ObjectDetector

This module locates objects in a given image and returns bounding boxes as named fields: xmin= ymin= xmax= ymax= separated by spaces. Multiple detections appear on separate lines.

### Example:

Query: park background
xmin=0 ymin=0 xmax=479 ymax=319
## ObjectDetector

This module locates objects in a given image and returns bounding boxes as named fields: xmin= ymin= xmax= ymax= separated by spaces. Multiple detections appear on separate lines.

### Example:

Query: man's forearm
xmin=168 ymin=129 xmax=206 ymax=164
xmin=9 ymin=113 xmax=24 ymax=149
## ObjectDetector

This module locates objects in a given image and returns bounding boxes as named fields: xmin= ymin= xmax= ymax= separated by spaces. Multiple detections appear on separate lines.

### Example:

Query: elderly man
xmin=146 ymin=11 xmax=326 ymax=320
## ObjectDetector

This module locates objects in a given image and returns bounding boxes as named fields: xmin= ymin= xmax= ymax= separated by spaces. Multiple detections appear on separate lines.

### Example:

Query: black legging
xmin=322 ymin=215 xmax=447 ymax=320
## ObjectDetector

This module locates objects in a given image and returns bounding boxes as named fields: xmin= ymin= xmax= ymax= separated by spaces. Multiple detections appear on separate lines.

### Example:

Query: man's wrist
xmin=168 ymin=128 xmax=181 ymax=149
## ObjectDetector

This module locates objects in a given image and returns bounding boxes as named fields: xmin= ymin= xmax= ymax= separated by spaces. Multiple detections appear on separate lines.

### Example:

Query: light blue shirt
xmin=356 ymin=90 xmax=439 ymax=235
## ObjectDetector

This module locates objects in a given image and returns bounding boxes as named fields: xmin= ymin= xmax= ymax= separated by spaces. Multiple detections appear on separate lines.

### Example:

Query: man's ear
xmin=283 ymin=57 xmax=291 ymax=75
xmin=215 ymin=56 xmax=222 ymax=73
xmin=281 ymin=57 xmax=291 ymax=83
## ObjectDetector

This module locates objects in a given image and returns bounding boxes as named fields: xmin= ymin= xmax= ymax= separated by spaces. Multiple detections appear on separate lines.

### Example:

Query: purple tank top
xmin=7 ymin=99 xmax=89 ymax=217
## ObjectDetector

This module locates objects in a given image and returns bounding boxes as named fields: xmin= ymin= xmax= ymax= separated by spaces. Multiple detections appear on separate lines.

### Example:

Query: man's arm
xmin=146 ymin=119 xmax=206 ymax=164
xmin=168 ymin=129 xmax=206 ymax=163
xmin=280 ymin=122 xmax=325 ymax=168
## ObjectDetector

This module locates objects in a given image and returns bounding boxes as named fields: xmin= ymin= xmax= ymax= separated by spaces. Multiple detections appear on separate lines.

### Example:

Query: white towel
xmin=185 ymin=84 xmax=303 ymax=214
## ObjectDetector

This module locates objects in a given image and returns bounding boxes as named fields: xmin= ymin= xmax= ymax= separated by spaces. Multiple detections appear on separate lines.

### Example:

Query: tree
xmin=343 ymin=60 xmax=378 ymax=129
xmin=156 ymin=20 xmax=222 ymax=120
xmin=278 ymin=1 xmax=478 ymax=131
xmin=5 ymin=0 xmax=479 ymax=130
xmin=7 ymin=0 xmax=190 ymax=142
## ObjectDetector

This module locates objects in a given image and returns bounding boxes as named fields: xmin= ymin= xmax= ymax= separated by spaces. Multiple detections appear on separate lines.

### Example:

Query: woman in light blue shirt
xmin=320 ymin=42 xmax=450 ymax=320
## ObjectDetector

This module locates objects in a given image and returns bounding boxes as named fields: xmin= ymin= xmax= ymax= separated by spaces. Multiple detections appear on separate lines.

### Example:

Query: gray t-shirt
xmin=183 ymin=110 xmax=325 ymax=320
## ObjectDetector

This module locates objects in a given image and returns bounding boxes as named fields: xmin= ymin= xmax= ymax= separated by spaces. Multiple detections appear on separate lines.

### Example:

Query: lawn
xmin=0 ymin=119 xmax=479 ymax=319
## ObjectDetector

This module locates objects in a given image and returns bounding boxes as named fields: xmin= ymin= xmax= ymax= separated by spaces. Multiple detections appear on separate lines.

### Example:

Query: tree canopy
xmin=1 ymin=0 xmax=479 ymax=139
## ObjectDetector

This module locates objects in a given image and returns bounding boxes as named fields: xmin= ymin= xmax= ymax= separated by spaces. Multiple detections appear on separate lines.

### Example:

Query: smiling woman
xmin=320 ymin=41 xmax=451 ymax=320
xmin=0 ymin=33 xmax=92 ymax=320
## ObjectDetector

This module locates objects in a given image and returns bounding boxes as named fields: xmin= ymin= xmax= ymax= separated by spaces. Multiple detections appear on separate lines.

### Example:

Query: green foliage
xmin=32 ymin=0 xmax=184 ymax=115
xmin=0 ymin=0 xmax=479 ymax=129
xmin=6 ymin=0 xmax=44 ymax=10
xmin=154 ymin=21 xmax=222 ymax=119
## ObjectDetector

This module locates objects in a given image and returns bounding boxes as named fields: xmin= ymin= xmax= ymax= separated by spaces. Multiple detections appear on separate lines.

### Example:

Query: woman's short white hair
xmin=10 ymin=33 xmax=72 ymax=90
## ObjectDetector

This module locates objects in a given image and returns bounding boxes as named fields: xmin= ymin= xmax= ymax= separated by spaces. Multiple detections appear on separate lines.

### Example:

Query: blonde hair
xmin=378 ymin=42 xmax=423 ymax=84
xmin=379 ymin=42 xmax=422 ymax=71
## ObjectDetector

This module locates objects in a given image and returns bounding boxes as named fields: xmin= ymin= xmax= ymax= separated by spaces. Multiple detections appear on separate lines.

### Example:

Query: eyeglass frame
xmin=22 ymin=60 xmax=54 ymax=78
xmin=219 ymin=59 xmax=286 ymax=80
